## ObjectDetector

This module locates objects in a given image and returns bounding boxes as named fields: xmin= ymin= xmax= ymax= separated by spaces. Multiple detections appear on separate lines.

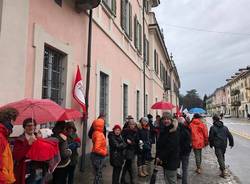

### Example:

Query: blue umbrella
xmin=189 ymin=107 xmax=206 ymax=114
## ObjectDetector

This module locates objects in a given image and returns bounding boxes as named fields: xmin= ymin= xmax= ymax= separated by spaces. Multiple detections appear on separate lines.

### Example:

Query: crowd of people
xmin=90 ymin=112 xmax=234 ymax=184
xmin=0 ymin=108 xmax=81 ymax=184
xmin=0 ymin=107 xmax=234 ymax=184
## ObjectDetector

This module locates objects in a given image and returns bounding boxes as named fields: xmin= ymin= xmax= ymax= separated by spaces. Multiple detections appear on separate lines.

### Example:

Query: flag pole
xmin=80 ymin=8 xmax=93 ymax=172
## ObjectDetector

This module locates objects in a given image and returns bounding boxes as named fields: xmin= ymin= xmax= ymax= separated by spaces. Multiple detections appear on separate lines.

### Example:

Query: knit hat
xmin=112 ymin=124 xmax=122 ymax=131
xmin=126 ymin=115 xmax=134 ymax=120
xmin=140 ymin=117 xmax=149 ymax=123
xmin=163 ymin=112 xmax=173 ymax=120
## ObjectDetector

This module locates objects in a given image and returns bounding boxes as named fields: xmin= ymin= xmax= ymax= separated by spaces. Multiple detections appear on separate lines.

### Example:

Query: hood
xmin=93 ymin=118 xmax=105 ymax=132
xmin=213 ymin=121 xmax=224 ymax=128
xmin=191 ymin=118 xmax=202 ymax=125
xmin=108 ymin=131 xmax=117 ymax=139
xmin=0 ymin=123 xmax=8 ymax=137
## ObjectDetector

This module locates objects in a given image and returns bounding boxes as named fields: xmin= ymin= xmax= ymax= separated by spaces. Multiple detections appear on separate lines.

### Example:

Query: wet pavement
xmin=76 ymin=145 xmax=241 ymax=184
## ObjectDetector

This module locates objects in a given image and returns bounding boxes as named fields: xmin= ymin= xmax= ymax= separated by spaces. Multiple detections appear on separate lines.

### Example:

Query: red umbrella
xmin=0 ymin=98 xmax=65 ymax=125
xmin=151 ymin=101 xmax=175 ymax=110
xmin=58 ymin=108 xmax=82 ymax=121
xmin=26 ymin=138 xmax=59 ymax=161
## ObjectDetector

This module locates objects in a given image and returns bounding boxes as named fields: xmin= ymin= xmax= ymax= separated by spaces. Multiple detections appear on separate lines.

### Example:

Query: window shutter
xmin=129 ymin=3 xmax=132 ymax=40
xmin=143 ymin=35 xmax=146 ymax=61
xmin=121 ymin=0 xmax=126 ymax=30
xmin=134 ymin=15 xmax=137 ymax=48
xmin=139 ymin=23 xmax=142 ymax=53
xmin=147 ymin=40 xmax=149 ymax=65
xmin=112 ymin=0 xmax=116 ymax=15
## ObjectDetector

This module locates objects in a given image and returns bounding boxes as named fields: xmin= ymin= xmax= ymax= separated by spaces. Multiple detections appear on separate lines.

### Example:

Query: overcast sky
xmin=154 ymin=0 xmax=250 ymax=98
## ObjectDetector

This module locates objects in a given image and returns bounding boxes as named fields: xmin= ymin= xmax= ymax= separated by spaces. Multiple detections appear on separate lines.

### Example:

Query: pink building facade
xmin=0 ymin=0 xmax=180 ymax=153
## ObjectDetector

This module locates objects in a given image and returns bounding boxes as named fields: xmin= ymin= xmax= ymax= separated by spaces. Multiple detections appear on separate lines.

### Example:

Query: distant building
xmin=206 ymin=66 xmax=250 ymax=118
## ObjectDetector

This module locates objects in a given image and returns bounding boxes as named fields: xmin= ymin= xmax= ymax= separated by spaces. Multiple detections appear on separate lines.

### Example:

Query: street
xmin=207 ymin=117 xmax=250 ymax=184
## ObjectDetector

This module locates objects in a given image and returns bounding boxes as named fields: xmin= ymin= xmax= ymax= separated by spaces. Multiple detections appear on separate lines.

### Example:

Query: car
xmin=224 ymin=114 xmax=231 ymax=118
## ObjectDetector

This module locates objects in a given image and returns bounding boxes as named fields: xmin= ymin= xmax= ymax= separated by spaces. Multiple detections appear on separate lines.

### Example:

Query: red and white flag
xmin=73 ymin=65 xmax=86 ymax=113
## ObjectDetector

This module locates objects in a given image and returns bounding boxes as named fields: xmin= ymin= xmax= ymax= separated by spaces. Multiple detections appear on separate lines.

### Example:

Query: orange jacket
xmin=0 ymin=124 xmax=15 ymax=184
xmin=91 ymin=119 xmax=107 ymax=157
xmin=189 ymin=118 xmax=208 ymax=149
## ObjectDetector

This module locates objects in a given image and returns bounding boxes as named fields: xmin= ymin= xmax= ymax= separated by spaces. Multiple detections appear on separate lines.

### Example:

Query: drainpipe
xmin=142 ymin=0 xmax=146 ymax=116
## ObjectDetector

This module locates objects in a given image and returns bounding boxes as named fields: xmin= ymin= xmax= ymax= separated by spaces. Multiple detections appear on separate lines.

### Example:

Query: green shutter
xmin=129 ymin=3 xmax=132 ymax=40
xmin=134 ymin=15 xmax=137 ymax=48
xmin=112 ymin=0 xmax=116 ymax=16
xmin=121 ymin=0 xmax=126 ymax=30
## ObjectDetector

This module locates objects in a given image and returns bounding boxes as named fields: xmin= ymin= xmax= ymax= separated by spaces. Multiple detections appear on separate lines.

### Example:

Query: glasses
xmin=26 ymin=124 xmax=35 ymax=127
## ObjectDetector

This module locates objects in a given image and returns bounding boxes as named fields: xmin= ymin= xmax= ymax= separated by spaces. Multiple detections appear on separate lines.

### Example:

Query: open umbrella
xmin=151 ymin=101 xmax=175 ymax=110
xmin=0 ymin=98 xmax=65 ymax=125
xmin=189 ymin=107 xmax=206 ymax=114
xmin=58 ymin=108 xmax=82 ymax=121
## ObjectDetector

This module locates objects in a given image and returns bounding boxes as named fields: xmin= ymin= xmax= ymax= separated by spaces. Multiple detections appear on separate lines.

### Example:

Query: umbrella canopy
xmin=26 ymin=138 xmax=59 ymax=161
xmin=58 ymin=108 xmax=82 ymax=121
xmin=151 ymin=101 xmax=175 ymax=110
xmin=0 ymin=98 xmax=65 ymax=125
xmin=189 ymin=107 xmax=206 ymax=114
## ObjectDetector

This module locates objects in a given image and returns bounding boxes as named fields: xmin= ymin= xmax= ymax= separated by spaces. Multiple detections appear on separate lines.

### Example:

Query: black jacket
xmin=122 ymin=128 xmax=139 ymax=160
xmin=179 ymin=123 xmax=192 ymax=156
xmin=209 ymin=121 xmax=234 ymax=149
xmin=108 ymin=132 xmax=127 ymax=167
xmin=138 ymin=127 xmax=151 ymax=151
xmin=156 ymin=123 xmax=180 ymax=170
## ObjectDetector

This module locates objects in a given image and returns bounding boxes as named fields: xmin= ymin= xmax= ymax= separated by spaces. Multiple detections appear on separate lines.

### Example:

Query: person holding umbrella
xmin=13 ymin=118 xmax=41 ymax=184
xmin=0 ymin=108 xmax=19 ymax=184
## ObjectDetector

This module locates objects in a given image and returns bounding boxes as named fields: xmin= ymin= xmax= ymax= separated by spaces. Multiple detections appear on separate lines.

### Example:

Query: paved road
xmin=207 ymin=118 xmax=250 ymax=184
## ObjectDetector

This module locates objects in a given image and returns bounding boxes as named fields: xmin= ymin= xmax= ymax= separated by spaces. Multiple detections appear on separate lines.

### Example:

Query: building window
xmin=154 ymin=50 xmax=159 ymax=75
xmin=42 ymin=46 xmax=65 ymax=105
xmin=145 ymin=94 xmax=148 ymax=115
xmin=54 ymin=0 xmax=62 ymax=6
xmin=134 ymin=15 xmax=142 ymax=53
xmin=121 ymin=0 xmax=132 ymax=39
xmin=136 ymin=90 xmax=140 ymax=121
xmin=144 ymin=36 xmax=149 ymax=65
xmin=123 ymin=84 xmax=128 ymax=122
xmin=103 ymin=0 xmax=116 ymax=15
xmin=100 ymin=72 xmax=109 ymax=124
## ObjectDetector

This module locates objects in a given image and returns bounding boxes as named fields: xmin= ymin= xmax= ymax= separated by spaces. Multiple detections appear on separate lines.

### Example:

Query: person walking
xmin=156 ymin=113 xmax=180 ymax=184
xmin=52 ymin=121 xmax=72 ymax=184
xmin=178 ymin=117 xmax=192 ymax=184
xmin=121 ymin=118 xmax=138 ymax=184
xmin=90 ymin=118 xmax=107 ymax=184
xmin=108 ymin=124 xmax=127 ymax=184
xmin=137 ymin=117 xmax=151 ymax=177
xmin=65 ymin=122 xmax=81 ymax=184
xmin=209 ymin=115 xmax=234 ymax=178
xmin=0 ymin=108 xmax=19 ymax=184
xmin=189 ymin=113 xmax=208 ymax=174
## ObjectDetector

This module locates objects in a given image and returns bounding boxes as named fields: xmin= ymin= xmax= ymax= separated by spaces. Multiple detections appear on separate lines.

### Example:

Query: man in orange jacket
xmin=189 ymin=113 xmax=208 ymax=174
xmin=0 ymin=108 xmax=19 ymax=184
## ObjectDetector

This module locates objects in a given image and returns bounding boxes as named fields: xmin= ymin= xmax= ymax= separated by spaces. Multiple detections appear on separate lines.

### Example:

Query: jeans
xmin=215 ymin=148 xmax=226 ymax=171
xmin=91 ymin=153 xmax=105 ymax=184
xmin=112 ymin=166 xmax=122 ymax=184
xmin=121 ymin=159 xmax=136 ymax=184
xmin=66 ymin=165 xmax=76 ymax=184
xmin=180 ymin=154 xmax=190 ymax=184
xmin=193 ymin=149 xmax=202 ymax=168
xmin=164 ymin=169 xmax=177 ymax=184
